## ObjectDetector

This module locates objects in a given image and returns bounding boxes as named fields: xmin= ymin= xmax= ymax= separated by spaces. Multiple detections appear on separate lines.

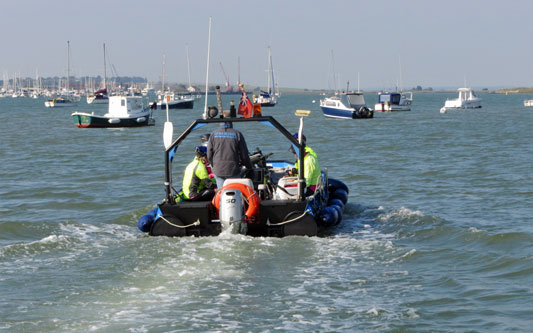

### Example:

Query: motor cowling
xmin=218 ymin=189 xmax=244 ymax=232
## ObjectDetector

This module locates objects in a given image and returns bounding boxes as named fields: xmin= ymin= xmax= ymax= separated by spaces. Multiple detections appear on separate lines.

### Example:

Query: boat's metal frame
xmin=164 ymin=116 xmax=306 ymax=203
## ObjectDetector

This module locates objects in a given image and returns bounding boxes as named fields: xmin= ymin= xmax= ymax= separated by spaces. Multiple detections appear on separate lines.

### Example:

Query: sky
xmin=1 ymin=0 xmax=533 ymax=90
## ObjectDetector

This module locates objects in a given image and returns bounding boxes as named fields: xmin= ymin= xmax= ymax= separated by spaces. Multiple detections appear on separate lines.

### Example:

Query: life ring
xmin=212 ymin=183 xmax=260 ymax=221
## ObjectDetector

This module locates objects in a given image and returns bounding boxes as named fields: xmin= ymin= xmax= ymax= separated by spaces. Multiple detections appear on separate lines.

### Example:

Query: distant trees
xmin=412 ymin=85 xmax=433 ymax=91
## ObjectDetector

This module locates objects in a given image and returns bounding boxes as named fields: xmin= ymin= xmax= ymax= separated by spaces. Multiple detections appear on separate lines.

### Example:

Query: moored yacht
xmin=151 ymin=92 xmax=194 ymax=109
xmin=86 ymin=88 xmax=109 ymax=104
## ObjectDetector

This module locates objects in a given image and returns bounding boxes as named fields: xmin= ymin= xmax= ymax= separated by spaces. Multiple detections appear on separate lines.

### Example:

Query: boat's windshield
xmin=344 ymin=94 xmax=365 ymax=107
xmin=378 ymin=93 xmax=401 ymax=104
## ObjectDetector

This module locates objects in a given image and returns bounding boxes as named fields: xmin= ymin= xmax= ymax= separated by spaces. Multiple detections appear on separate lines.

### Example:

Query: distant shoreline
xmin=277 ymin=87 xmax=533 ymax=95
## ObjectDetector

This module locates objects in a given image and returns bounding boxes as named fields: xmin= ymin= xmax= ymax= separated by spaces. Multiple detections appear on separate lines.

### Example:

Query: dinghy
xmin=138 ymin=111 xmax=349 ymax=237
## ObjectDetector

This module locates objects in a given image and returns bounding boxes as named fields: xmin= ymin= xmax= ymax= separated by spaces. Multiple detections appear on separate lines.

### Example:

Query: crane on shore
xmin=219 ymin=62 xmax=233 ymax=93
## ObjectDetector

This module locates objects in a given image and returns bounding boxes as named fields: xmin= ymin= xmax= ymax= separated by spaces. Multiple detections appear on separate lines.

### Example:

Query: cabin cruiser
xmin=374 ymin=91 xmax=412 ymax=112
xmin=319 ymin=92 xmax=373 ymax=119
xmin=71 ymin=95 xmax=154 ymax=128
xmin=440 ymin=88 xmax=481 ymax=112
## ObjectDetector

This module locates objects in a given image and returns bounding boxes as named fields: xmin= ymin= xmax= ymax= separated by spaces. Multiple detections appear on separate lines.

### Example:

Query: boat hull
xmin=320 ymin=106 xmax=374 ymax=119
xmin=44 ymin=100 xmax=78 ymax=108
xmin=374 ymin=103 xmax=411 ymax=112
xmin=155 ymin=99 xmax=194 ymax=109
xmin=149 ymin=200 xmax=317 ymax=237
xmin=72 ymin=113 xmax=155 ymax=128
xmin=86 ymin=96 xmax=109 ymax=104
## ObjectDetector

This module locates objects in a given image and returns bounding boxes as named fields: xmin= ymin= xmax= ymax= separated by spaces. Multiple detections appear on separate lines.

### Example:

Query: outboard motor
xmin=219 ymin=189 xmax=244 ymax=233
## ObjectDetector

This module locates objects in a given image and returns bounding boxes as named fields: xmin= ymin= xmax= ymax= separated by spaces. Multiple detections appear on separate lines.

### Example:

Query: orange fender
xmin=212 ymin=183 xmax=260 ymax=221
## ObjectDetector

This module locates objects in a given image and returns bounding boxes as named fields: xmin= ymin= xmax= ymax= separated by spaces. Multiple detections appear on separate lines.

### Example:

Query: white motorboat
xmin=319 ymin=92 xmax=373 ymax=119
xmin=374 ymin=91 xmax=413 ymax=112
xmin=440 ymin=88 xmax=481 ymax=112
xmin=523 ymin=99 xmax=533 ymax=107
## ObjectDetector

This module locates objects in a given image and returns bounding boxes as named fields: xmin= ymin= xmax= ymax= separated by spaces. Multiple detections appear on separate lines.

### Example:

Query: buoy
xmin=320 ymin=206 xmax=338 ymax=226
xmin=328 ymin=198 xmax=344 ymax=210
xmin=332 ymin=189 xmax=348 ymax=205
xmin=440 ymin=107 xmax=447 ymax=114
xmin=138 ymin=207 xmax=158 ymax=232
xmin=330 ymin=204 xmax=343 ymax=224
xmin=328 ymin=178 xmax=349 ymax=194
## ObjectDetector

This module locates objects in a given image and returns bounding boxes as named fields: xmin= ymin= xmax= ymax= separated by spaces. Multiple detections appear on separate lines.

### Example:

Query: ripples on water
xmin=0 ymin=94 xmax=532 ymax=331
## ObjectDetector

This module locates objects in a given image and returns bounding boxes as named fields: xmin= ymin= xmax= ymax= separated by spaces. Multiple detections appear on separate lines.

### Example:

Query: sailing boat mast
xmin=103 ymin=43 xmax=107 ymax=91
xmin=161 ymin=54 xmax=166 ymax=92
xmin=186 ymin=45 xmax=192 ymax=90
xmin=398 ymin=54 xmax=403 ymax=92
xmin=266 ymin=46 xmax=272 ymax=94
xmin=269 ymin=48 xmax=275 ymax=95
xmin=237 ymin=56 xmax=241 ymax=87
xmin=331 ymin=49 xmax=337 ymax=92
xmin=67 ymin=40 xmax=70 ymax=92
xmin=203 ymin=17 xmax=212 ymax=120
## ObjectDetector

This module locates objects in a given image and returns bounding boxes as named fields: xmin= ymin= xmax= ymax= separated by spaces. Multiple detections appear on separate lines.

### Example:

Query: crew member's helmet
xmin=195 ymin=146 xmax=207 ymax=157
xmin=292 ymin=133 xmax=306 ymax=144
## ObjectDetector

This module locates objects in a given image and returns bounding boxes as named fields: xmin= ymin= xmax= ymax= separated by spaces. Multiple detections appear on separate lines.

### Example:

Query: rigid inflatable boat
xmin=138 ymin=113 xmax=348 ymax=237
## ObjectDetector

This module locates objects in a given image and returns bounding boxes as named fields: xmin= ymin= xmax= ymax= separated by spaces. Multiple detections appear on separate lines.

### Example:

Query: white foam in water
xmin=367 ymin=308 xmax=380 ymax=316
xmin=378 ymin=207 xmax=425 ymax=222
xmin=405 ymin=308 xmax=420 ymax=318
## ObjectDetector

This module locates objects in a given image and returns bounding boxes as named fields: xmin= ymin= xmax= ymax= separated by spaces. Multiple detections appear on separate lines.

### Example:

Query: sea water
xmin=0 ymin=93 xmax=532 ymax=331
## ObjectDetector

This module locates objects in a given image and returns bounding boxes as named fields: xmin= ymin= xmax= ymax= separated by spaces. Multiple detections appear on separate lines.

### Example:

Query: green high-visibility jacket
xmin=182 ymin=157 xmax=215 ymax=199
xmin=294 ymin=146 xmax=320 ymax=187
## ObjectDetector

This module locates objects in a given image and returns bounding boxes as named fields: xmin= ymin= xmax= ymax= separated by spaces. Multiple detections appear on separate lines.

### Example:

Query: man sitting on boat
xmin=179 ymin=146 xmax=217 ymax=201
xmin=289 ymin=133 xmax=320 ymax=196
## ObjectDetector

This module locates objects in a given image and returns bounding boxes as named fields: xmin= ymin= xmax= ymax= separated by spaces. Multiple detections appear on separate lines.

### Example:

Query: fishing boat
xmin=137 ymin=110 xmax=349 ymax=237
xmin=319 ymin=92 xmax=373 ymax=119
xmin=254 ymin=46 xmax=278 ymax=107
xmin=440 ymin=88 xmax=481 ymax=112
xmin=374 ymin=91 xmax=413 ymax=112
xmin=150 ymin=92 xmax=195 ymax=109
xmin=71 ymin=95 xmax=154 ymax=128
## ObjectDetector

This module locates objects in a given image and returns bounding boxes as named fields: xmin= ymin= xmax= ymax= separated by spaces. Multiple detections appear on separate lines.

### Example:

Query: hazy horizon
xmin=2 ymin=0 xmax=533 ymax=91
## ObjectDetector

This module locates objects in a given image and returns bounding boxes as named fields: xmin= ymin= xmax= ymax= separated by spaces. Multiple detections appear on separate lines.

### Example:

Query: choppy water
xmin=1 ymin=92 xmax=532 ymax=331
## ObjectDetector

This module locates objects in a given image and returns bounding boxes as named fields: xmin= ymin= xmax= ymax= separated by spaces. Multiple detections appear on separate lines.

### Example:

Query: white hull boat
xmin=440 ymin=88 xmax=481 ymax=112
xmin=374 ymin=92 xmax=412 ymax=112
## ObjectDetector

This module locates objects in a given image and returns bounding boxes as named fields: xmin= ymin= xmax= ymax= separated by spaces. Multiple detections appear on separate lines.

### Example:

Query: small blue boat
xmin=319 ymin=92 xmax=373 ymax=119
